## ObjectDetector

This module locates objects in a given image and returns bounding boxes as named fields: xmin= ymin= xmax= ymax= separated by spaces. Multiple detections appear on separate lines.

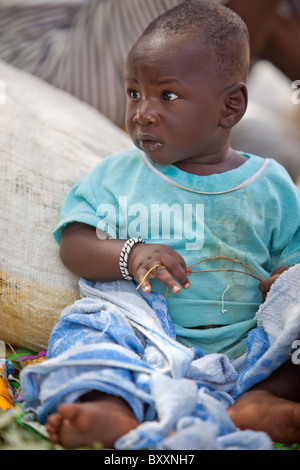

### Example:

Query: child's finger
xmin=154 ymin=262 xmax=191 ymax=294
xmin=154 ymin=264 xmax=181 ymax=294
xmin=165 ymin=257 xmax=191 ymax=289
xmin=135 ymin=264 xmax=165 ymax=293
xmin=139 ymin=279 xmax=152 ymax=293
xmin=135 ymin=263 xmax=189 ymax=294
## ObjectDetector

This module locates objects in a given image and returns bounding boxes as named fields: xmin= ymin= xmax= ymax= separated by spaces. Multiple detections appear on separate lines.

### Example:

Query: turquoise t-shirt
xmin=54 ymin=148 xmax=300 ymax=360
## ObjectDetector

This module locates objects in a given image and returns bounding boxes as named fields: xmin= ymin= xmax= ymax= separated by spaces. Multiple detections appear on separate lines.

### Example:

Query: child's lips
xmin=137 ymin=136 xmax=163 ymax=151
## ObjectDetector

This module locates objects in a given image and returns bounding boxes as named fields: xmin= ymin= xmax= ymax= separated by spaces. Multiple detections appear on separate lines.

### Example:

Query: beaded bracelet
xmin=119 ymin=237 xmax=145 ymax=280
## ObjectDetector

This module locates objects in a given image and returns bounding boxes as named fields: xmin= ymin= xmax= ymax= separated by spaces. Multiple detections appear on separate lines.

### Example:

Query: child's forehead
xmin=131 ymin=30 xmax=206 ymax=58
xmin=126 ymin=32 xmax=215 ymax=79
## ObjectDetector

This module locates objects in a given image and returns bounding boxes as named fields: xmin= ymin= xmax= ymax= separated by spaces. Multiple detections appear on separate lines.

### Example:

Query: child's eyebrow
xmin=150 ymin=77 xmax=181 ymax=86
xmin=124 ymin=73 xmax=138 ymax=83
xmin=124 ymin=74 xmax=181 ymax=87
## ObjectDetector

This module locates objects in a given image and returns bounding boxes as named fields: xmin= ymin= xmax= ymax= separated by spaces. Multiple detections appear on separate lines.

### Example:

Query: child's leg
xmin=46 ymin=391 xmax=139 ymax=449
xmin=228 ymin=360 xmax=300 ymax=443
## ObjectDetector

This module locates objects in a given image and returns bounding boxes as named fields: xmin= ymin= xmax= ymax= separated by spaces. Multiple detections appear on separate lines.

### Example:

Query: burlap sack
xmin=0 ymin=60 xmax=132 ymax=351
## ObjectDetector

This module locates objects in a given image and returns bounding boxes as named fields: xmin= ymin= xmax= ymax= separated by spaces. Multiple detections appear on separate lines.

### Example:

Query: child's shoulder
xmin=246 ymin=153 xmax=296 ymax=185
xmin=262 ymin=156 xmax=297 ymax=186
xmin=92 ymin=147 xmax=142 ymax=174
xmin=248 ymin=154 xmax=300 ymax=203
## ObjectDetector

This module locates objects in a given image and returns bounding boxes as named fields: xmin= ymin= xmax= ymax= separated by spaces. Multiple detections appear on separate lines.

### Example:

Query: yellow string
xmin=188 ymin=268 xmax=261 ymax=280
xmin=188 ymin=256 xmax=265 ymax=281
xmin=136 ymin=255 xmax=266 ymax=292
xmin=136 ymin=264 xmax=166 ymax=290
xmin=249 ymin=264 xmax=266 ymax=281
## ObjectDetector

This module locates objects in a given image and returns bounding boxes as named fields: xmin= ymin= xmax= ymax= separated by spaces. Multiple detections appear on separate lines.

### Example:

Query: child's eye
xmin=127 ymin=89 xmax=141 ymax=100
xmin=161 ymin=91 xmax=179 ymax=101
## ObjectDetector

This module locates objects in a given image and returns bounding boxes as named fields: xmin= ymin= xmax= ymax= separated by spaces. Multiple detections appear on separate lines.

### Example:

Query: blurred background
xmin=0 ymin=0 xmax=299 ymax=184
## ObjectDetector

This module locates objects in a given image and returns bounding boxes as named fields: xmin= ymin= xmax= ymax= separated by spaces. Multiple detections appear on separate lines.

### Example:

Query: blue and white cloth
xmin=20 ymin=264 xmax=300 ymax=450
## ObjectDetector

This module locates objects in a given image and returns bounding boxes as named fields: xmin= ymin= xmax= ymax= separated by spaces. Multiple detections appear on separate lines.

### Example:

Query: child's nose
xmin=133 ymin=100 xmax=159 ymax=126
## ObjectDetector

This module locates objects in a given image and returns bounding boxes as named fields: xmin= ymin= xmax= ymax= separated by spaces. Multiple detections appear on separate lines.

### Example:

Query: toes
xmin=46 ymin=413 xmax=62 ymax=444
xmin=58 ymin=403 xmax=81 ymax=422
xmin=46 ymin=412 xmax=62 ymax=429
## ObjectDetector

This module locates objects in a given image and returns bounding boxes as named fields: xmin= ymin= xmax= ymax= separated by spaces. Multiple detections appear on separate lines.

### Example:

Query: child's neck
xmin=174 ymin=148 xmax=247 ymax=176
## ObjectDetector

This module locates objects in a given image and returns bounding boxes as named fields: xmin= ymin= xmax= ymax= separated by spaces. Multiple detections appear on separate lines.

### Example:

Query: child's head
xmin=125 ymin=0 xmax=250 ymax=166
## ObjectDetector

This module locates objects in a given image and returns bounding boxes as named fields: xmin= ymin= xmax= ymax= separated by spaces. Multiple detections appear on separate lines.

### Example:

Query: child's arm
xmin=60 ymin=222 xmax=191 ymax=294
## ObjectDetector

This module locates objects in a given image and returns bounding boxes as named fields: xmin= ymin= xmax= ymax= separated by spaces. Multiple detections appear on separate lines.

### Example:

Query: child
xmin=21 ymin=1 xmax=300 ymax=449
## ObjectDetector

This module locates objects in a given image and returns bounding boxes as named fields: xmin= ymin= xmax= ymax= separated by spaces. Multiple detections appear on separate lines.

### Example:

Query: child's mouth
xmin=137 ymin=137 xmax=163 ymax=152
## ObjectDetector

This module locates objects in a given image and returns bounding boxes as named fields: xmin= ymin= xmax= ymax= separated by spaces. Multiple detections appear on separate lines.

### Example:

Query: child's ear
xmin=219 ymin=82 xmax=248 ymax=129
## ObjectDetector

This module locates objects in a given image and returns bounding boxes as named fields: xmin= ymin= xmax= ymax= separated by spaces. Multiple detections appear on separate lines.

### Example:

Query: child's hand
xmin=127 ymin=243 xmax=191 ymax=294
xmin=259 ymin=265 xmax=290 ymax=301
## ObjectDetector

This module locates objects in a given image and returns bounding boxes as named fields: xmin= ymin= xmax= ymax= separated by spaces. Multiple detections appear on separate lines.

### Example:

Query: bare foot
xmin=228 ymin=390 xmax=300 ymax=443
xmin=46 ymin=395 xmax=139 ymax=449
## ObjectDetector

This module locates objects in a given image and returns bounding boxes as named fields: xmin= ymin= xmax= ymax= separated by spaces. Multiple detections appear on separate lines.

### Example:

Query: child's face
xmin=125 ymin=33 xmax=228 ymax=166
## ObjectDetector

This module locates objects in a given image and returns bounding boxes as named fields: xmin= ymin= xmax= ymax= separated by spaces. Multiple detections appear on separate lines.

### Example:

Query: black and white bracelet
xmin=119 ymin=237 xmax=145 ymax=280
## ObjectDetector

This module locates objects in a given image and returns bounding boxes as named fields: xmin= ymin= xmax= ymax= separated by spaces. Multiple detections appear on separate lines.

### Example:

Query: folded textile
xmin=0 ymin=349 xmax=48 ymax=414
xmin=20 ymin=264 xmax=300 ymax=450
xmin=0 ymin=361 xmax=15 ymax=411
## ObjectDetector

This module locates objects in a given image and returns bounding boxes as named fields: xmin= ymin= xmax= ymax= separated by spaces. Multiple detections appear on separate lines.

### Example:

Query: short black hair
xmin=141 ymin=0 xmax=250 ymax=82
